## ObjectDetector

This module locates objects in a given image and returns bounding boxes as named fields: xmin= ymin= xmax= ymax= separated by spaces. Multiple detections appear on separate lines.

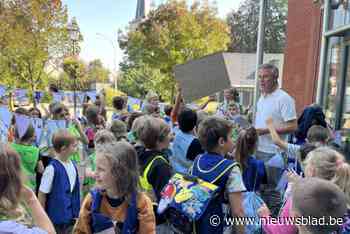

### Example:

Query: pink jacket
xmin=261 ymin=198 xmax=298 ymax=234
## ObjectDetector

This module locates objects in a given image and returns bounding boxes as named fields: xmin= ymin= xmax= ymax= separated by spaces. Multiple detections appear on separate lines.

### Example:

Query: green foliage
xmin=227 ymin=0 xmax=287 ymax=53
xmin=0 ymin=0 xmax=83 ymax=103
xmin=59 ymin=57 xmax=91 ymax=90
xmin=86 ymin=59 xmax=110 ymax=83
xmin=118 ymin=0 xmax=230 ymax=101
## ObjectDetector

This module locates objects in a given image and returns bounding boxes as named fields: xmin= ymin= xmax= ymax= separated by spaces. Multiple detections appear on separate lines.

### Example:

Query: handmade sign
xmin=53 ymin=92 xmax=64 ymax=103
xmin=15 ymin=114 xmax=31 ymax=139
xmin=31 ymin=118 xmax=44 ymax=146
xmin=86 ymin=90 xmax=97 ymax=103
xmin=14 ymin=89 xmax=28 ymax=104
xmin=174 ymin=52 xmax=232 ymax=103
xmin=0 ymin=107 xmax=13 ymax=142
xmin=0 ymin=85 xmax=6 ymax=98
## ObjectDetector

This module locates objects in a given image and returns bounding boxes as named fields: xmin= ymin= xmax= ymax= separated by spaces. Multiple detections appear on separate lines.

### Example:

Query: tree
xmin=0 ymin=0 xmax=82 ymax=102
xmin=59 ymin=57 xmax=90 ymax=90
xmin=227 ymin=0 xmax=287 ymax=53
xmin=86 ymin=59 xmax=110 ymax=84
xmin=118 ymin=0 xmax=230 ymax=101
xmin=118 ymin=63 xmax=168 ymax=99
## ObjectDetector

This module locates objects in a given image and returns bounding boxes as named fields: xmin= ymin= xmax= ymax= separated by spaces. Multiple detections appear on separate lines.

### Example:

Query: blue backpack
xmin=158 ymin=154 xmax=238 ymax=234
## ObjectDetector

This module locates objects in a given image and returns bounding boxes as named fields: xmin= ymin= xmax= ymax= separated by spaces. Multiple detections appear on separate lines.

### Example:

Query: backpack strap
xmin=122 ymin=192 xmax=138 ymax=234
xmin=140 ymin=155 xmax=169 ymax=191
xmin=191 ymin=155 xmax=239 ymax=185
xmin=90 ymin=189 xmax=114 ymax=233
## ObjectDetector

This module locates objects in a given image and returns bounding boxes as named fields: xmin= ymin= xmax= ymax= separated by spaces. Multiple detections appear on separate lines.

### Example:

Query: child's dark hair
xmin=198 ymin=117 xmax=233 ymax=152
xmin=112 ymin=96 xmax=125 ymax=110
xmin=85 ymin=105 xmax=99 ymax=124
xmin=178 ymin=108 xmax=197 ymax=133
xmin=127 ymin=112 xmax=144 ymax=132
xmin=52 ymin=129 xmax=76 ymax=153
xmin=15 ymin=124 xmax=35 ymax=143
xmin=307 ymin=125 xmax=329 ymax=144
xmin=49 ymin=84 xmax=58 ymax=93
xmin=235 ymin=127 xmax=258 ymax=170
xmin=164 ymin=105 xmax=173 ymax=116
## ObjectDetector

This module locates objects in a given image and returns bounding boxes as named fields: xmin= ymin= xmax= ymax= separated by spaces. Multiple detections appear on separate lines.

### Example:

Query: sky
xmin=62 ymin=0 xmax=243 ymax=73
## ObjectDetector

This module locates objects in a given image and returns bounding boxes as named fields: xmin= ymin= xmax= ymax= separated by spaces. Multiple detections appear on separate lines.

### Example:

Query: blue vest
xmin=191 ymin=153 xmax=238 ymax=234
xmin=90 ymin=189 xmax=138 ymax=234
xmin=46 ymin=159 xmax=80 ymax=225
xmin=171 ymin=131 xmax=196 ymax=174
xmin=242 ymin=156 xmax=266 ymax=192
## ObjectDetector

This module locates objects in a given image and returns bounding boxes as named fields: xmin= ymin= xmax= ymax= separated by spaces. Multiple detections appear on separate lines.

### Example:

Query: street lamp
xmin=96 ymin=32 xmax=118 ymax=91
xmin=67 ymin=17 xmax=80 ymax=118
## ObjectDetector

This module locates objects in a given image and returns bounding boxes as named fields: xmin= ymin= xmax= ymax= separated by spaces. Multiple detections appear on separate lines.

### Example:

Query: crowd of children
xmin=0 ymin=87 xmax=350 ymax=234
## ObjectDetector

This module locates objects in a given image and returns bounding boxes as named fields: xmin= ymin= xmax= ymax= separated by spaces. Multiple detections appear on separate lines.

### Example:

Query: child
xmin=11 ymin=124 xmax=42 ymax=191
xmin=225 ymin=102 xmax=249 ymax=129
xmin=74 ymin=141 xmax=156 ymax=234
xmin=163 ymin=105 xmax=173 ymax=125
xmin=266 ymin=117 xmax=329 ymax=161
xmin=193 ymin=116 xmax=246 ymax=234
xmin=111 ymin=96 xmax=128 ymax=121
xmin=136 ymin=116 xmax=172 ymax=201
xmin=136 ymin=116 xmax=173 ymax=232
xmin=258 ymin=147 xmax=350 ymax=234
xmin=171 ymin=108 xmax=203 ymax=174
xmin=235 ymin=127 xmax=267 ymax=191
xmin=83 ymin=130 xmax=117 ymax=194
xmin=109 ymin=119 xmax=128 ymax=141
xmin=38 ymin=129 xmax=80 ymax=234
xmin=0 ymin=143 xmax=55 ymax=234
xmin=84 ymin=105 xmax=105 ymax=155
xmin=63 ymin=106 xmax=88 ymax=163
xmin=292 ymin=177 xmax=347 ymax=234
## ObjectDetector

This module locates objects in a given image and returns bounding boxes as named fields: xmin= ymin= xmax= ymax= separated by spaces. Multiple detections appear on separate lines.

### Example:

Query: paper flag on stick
xmin=32 ymin=118 xmax=43 ymax=146
xmin=14 ymin=89 xmax=28 ymax=104
xmin=86 ymin=90 xmax=97 ymax=103
xmin=15 ymin=114 xmax=31 ymax=139
xmin=64 ymin=91 xmax=74 ymax=103
xmin=128 ymin=96 xmax=141 ymax=106
xmin=53 ymin=92 xmax=64 ymax=103
xmin=0 ymin=107 xmax=13 ymax=129
xmin=77 ymin=92 xmax=85 ymax=105
xmin=0 ymin=85 xmax=6 ymax=98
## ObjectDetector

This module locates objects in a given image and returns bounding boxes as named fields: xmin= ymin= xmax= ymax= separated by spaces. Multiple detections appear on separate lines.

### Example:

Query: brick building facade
xmin=282 ymin=0 xmax=323 ymax=114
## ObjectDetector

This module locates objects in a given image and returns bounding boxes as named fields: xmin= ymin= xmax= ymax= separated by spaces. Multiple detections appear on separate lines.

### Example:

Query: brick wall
xmin=282 ymin=0 xmax=323 ymax=114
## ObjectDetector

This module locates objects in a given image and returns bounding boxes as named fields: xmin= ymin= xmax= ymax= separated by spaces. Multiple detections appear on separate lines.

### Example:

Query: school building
xmin=282 ymin=0 xmax=350 ymax=155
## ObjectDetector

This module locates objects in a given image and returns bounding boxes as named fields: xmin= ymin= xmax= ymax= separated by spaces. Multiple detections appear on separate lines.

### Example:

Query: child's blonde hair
xmin=305 ymin=147 xmax=344 ymax=180
xmin=332 ymin=162 xmax=350 ymax=207
xmin=96 ymin=142 xmax=139 ymax=199
xmin=305 ymin=147 xmax=350 ymax=206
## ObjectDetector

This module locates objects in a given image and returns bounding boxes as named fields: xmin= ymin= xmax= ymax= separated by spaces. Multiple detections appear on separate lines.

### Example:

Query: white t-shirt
xmin=255 ymin=89 xmax=297 ymax=154
xmin=39 ymin=159 xmax=77 ymax=194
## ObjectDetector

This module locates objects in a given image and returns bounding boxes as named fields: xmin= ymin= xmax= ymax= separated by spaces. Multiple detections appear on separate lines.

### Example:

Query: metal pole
xmin=253 ymin=0 xmax=267 ymax=120
xmin=316 ymin=0 xmax=330 ymax=106
xmin=73 ymin=41 xmax=77 ymax=118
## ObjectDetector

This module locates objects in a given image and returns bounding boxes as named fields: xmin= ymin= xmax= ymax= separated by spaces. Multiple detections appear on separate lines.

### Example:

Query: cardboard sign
xmin=174 ymin=53 xmax=231 ymax=103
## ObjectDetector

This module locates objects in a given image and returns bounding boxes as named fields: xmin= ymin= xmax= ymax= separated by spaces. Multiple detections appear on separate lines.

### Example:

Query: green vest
xmin=11 ymin=143 xmax=39 ymax=190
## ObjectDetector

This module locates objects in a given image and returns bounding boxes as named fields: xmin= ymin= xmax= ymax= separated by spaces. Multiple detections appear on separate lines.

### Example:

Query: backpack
xmin=90 ymin=189 xmax=138 ymax=234
xmin=157 ymin=155 xmax=237 ymax=234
